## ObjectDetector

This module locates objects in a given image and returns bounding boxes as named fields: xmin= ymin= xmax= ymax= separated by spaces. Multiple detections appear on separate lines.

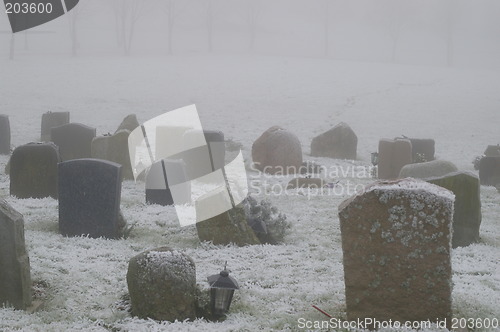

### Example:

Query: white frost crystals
xmin=128 ymin=104 xmax=248 ymax=227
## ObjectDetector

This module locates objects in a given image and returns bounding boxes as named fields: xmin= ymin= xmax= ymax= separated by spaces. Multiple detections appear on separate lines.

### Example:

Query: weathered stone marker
xmin=115 ymin=114 xmax=139 ymax=134
xmin=51 ymin=123 xmax=96 ymax=161
xmin=41 ymin=111 xmax=70 ymax=142
xmin=378 ymin=138 xmax=412 ymax=179
xmin=338 ymin=178 xmax=454 ymax=329
xmin=127 ymin=247 xmax=197 ymax=322
xmin=0 ymin=199 xmax=32 ymax=310
xmin=0 ymin=114 xmax=11 ymax=155
xmin=58 ymin=159 xmax=123 ymax=239
xmin=311 ymin=122 xmax=357 ymax=160
xmin=145 ymin=159 xmax=190 ymax=206
xmin=91 ymin=130 xmax=134 ymax=180
xmin=408 ymin=138 xmax=435 ymax=162
xmin=479 ymin=156 xmax=500 ymax=186
xmin=10 ymin=142 xmax=60 ymax=199
xmin=484 ymin=144 xmax=500 ymax=157
xmin=181 ymin=129 xmax=225 ymax=181
xmin=399 ymin=159 xmax=458 ymax=179
xmin=426 ymin=171 xmax=481 ymax=248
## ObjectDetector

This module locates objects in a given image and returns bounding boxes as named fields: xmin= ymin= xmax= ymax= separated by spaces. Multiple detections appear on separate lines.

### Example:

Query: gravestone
xmin=408 ymin=138 xmax=435 ymax=162
xmin=58 ymin=159 xmax=123 ymax=239
xmin=51 ymin=123 xmax=96 ymax=161
xmin=310 ymin=122 xmax=357 ymax=160
xmin=181 ymin=129 xmax=225 ymax=181
xmin=378 ymin=138 xmax=413 ymax=179
xmin=0 ymin=115 xmax=10 ymax=155
xmin=479 ymin=157 xmax=500 ymax=186
xmin=426 ymin=171 xmax=481 ymax=248
xmin=115 ymin=114 xmax=140 ymax=134
xmin=484 ymin=145 xmax=500 ymax=157
xmin=40 ymin=111 xmax=70 ymax=142
xmin=0 ymin=199 xmax=32 ymax=310
xmin=338 ymin=178 xmax=454 ymax=329
xmin=127 ymin=247 xmax=197 ymax=322
xmin=146 ymin=159 xmax=191 ymax=206
xmin=91 ymin=130 xmax=134 ymax=180
xmin=399 ymin=160 xmax=457 ymax=179
xmin=196 ymin=187 xmax=260 ymax=246
xmin=155 ymin=125 xmax=193 ymax=160
xmin=10 ymin=142 xmax=60 ymax=199
xmin=252 ymin=126 xmax=302 ymax=175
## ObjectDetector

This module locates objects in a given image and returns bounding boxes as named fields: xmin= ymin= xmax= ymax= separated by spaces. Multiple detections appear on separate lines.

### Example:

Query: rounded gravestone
xmin=41 ymin=111 xmax=70 ymax=142
xmin=399 ymin=160 xmax=458 ymax=179
xmin=127 ymin=247 xmax=197 ymax=322
xmin=252 ymin=126 xmax=302 ymax=175
xmin=310 ymin=122 xmax=357 ymax=160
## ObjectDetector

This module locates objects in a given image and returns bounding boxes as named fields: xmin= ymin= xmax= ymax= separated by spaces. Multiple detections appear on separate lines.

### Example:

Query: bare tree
xmin=206 ymin=0 xmax=214 ymax=52
xmin=161 ymin=0 xmax=179 ymax=55
xmin=67 ymin=1 xmax=92 ymax=56
xmin=444 ymin=0 xmax=457 ymax=67
xmin=323 ymin=0 xmax=331 ymax=57
xmin=246 ymin=0 xmax=261 ymax=51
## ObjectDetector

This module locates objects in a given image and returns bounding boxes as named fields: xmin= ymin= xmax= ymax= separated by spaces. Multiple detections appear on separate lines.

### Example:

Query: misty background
xmin=1 ymin=0 xmax=500 ymax=68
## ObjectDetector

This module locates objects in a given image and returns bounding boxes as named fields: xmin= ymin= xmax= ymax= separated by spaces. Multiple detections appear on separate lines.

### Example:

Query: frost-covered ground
xmin=0 ymin=55 xmax=499 ymax=331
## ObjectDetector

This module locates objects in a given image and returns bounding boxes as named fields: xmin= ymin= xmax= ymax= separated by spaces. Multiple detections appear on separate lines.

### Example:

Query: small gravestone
xmin=146 ymin=159 xmax=190 ymax=206
xmin=196 ymin=187 xmax=260 ymax=246
xmin=0 ymin=199 xmax=32 ymax=310
xmin=40 ymin=111 xmax=70 ymax=142
xmin=378 ymin=138 xmax=413 ymax=179
xmin=252 ymin=126 xmax=302 ymax=175
xmin=426 ymin=171 xmax=481 ymax=248
xmin=287 ymin=177 xmax=326 ymax=189
xmin=484 ymin=145 xmax=500 ymax=157
xmin=127 ymin=247 xmax=197 ymax=322
xmin=399 ymin=160 xmax=458 ymax=179
xmin=311 ymin=122 xmax=357 ymax=160
xmin=58 ymin=159 xmax=123 ymax=239
xmin=0 ymin=115 xmax=11 ymax=155
xmin=91 ymin=130 xmax=134 ymax=180
xmin=479 ymin=157 xmax=500 ymax=186
xmin=51 ymin=123 xmax=96 ymax=161
xmin=155 ymin=125 xmax=193 ymax=160
xmin=115 ymin=114 xmax=140 ymax=134
xmin=10 ymin=142 xmax=60 ymax=199
xmin=181 ymin=129 xmax=225 ymax=181
xmin=338 ymin=178 xmax=454 ymax=329
xmin=408 ymin=138 xmax=435 ymax=162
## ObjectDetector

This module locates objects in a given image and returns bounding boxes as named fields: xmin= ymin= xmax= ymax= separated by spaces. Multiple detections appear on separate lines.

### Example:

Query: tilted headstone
xmin=426 ymin=171 xmax=481 ymax=248
xmin=127 ymin=247 xmax=197 ymax=322
xmin=51 ymin=123 xmax=96 ymax=161
xmin=9 ymin=142 xmax=60 ymax=199
xmin=408 ymin=138 xmax=435 ymax=162
xmin=115 ymin=114 xmax=140 ymax=134
xmin=484 ymin=145 xmax=500 ymax=157
xmin=399 ymin=159 xmax=458 ymax=179
xmin=0 ymin=199 xmax=32 ymax=310
xmin=479 ymin=157 xmax=500 ymax=186
xmin=252 ymin=126 xmax=302 ymax=175
xmin=181 ymin=129 xmax=225 ymax=181
xmin=310 ymin=122 xmax=357 ymax=160
xmin=40 ymin=111 xmax=70 ymax=142
xmin=91 ymin=130 xmax=134 ymax=180
xmin=0 ymin=115 xmax=11 ymax=155
xmin=338 ymin=178 xmax=454 ymax=329
xmin=378 ymin=138 xmax=412 ymax=179
xmin=58 ymin=159 xmax=123 ymax=239
xmin=145 ymin=159 xmax=190 ymax=206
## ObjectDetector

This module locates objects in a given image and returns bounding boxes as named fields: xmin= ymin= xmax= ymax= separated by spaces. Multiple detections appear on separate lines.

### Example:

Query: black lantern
xmin=207 ymin=263 xmax=239 ymax=317
xmin=371 ymin=152 xmax=379 ymax=166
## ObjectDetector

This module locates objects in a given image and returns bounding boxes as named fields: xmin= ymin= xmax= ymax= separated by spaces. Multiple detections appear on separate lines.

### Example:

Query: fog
xmin=1 ymin=0 xmax=500 ymax=68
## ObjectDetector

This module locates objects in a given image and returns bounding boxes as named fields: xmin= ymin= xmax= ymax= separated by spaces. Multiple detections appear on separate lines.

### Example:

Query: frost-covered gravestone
xmin=181 ymin=129 xmax=225 ymax=181
xmin=408 ymin=138 xmax=435 ymax=162
xmin=399 ymin=160 xmax=458 ymax=179
xmin=40 ymin=111 xmax=70 ymax=142
xmin=378 ymin=138 xmax=412 ymax=179
xmin=9 ymin=142 xmax=60 ymax=199
xmin=145 ymin=159 xmax=190 ymax=206
xmin=0 ymin=114 xmax=10 ymax=155
xmin=310 ymin=122 xmax=357 ymax=160
xmin=127 ymin=247 xmax=197 ymax=322
xmin=51 ymin=123 xmax=96 ymax=161
xmin=252 ymin=126 xmax=302 ymax=174
xmin=91 ymin=130 xmax=134 ymax=180
xmin=58 ymin=159 xmax=123 ymax=239
xmin=115 ymin=114 xmax=139 ymax=134
xmin=479 ymin=157 xmax=500 ymax=186
xmin=338 ymin=178 xmax=454 ymax=329
xmin=0 ymin=199 xmax=32 ymax=310
xmin=426 ymin=171 xmax=481 ymax=248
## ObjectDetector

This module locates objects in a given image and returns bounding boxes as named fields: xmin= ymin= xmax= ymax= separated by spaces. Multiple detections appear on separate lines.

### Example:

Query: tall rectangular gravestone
xmin=338 ymin=178 xmax=454 ymax=329
xmin=41 ymin=111 xmax=70 ymax=142
xmin=408 ymin=138 xmax=435 ymax=162
xmin=10 ymin=142 xmax=60 ymax=199
xmin=0 ymin=199 xmax=32 ymax=310
xmin=0 ymin=115 xmax=11 ymax=155
xmin=51 ymin=123 xmax=96 ymax=161
xmin=145 ymin=159 xmax=190 ymax=206
xmin=58 ymin=159 xmax=122 ymax=239
xmin=378 ymin=138 xmax=413 ymax=179
xmin=479 ymin=157 xmax=500 ymax=186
